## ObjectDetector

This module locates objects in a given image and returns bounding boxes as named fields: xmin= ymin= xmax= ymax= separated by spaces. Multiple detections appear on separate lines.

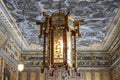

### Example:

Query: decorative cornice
xmin=0 ymin=0 xmax=28 ymax=49
xmin=111 ymin=57 xmax=120 ymax=68
xmin=103 ymin=8 xmax=120 ymax=50
xmin=109 ymin=37 xmax=120 ymax=56
xmin=106 ymin=31 xmax=120 ymax=51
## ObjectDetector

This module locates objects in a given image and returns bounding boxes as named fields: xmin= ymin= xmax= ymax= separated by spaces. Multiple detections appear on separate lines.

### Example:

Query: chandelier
xmin=36 ymin=11 xmax=83 ymax=77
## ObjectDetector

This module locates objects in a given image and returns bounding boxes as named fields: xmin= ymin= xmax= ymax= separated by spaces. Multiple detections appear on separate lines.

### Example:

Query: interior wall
xmin=19 ymin=70 xmax=110 ymax=80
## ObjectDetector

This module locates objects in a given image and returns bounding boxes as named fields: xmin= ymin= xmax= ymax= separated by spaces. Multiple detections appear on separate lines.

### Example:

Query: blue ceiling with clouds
xmin=3 ymin=0 xmax=120 ymax=50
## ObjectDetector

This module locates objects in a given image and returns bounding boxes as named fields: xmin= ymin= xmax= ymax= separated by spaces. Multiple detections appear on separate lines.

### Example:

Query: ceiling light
xmin=36 ymin=11 xmax=84 ymax=78
xmin=18 ymin=62 xmax=24 ymax=72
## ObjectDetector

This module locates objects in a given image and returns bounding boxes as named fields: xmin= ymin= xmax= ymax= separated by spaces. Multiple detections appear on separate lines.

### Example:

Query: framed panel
xmin=21 ymin=72 xmax=27 ymax=80
xmin=94 ymin=72 xmax=100 ymax=80
xmin=85 ymin=72 xmax=91 ymax=80
xmin=102 ymin=71 xmax=109 ymax=80
xmin=23 ymin=55 xmax=43 ymax=66
xmin=30 ymin=72 xmax=36 ymax=80
xmin=40 ymin=73 xmax=44 ymax=80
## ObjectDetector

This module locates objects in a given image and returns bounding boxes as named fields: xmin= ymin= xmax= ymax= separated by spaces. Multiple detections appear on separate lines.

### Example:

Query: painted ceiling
xmin=3 ymin=0 xmax=120 ymax=50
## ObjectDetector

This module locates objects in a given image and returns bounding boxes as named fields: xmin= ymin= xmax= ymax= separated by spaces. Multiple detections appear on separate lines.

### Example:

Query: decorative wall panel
xmin=22 ymin=55 xmax=43 ymax=66
xmin=40 ymin=73 xmax=44 ymax=80
xmin=94 ymin=72 xmax=100 ymax=80
xmin=102 ymin=71 xmax=109 ymax=80
xmin=30 ymin=72 xmax=36 ymax=80
xmin=85 ymin=72 xmax=91 ymax=80
xmin=21 ymin=72 xmax=27 ymax=80
xmin=77 ymin=53 xmax=111 ymax=67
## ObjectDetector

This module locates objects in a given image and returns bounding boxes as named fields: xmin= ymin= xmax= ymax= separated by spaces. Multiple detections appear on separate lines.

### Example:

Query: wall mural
xmin=23 ymin=55 xmax=43 ymax=66
xmin=77 ymin=54 xmax=110 ymax=67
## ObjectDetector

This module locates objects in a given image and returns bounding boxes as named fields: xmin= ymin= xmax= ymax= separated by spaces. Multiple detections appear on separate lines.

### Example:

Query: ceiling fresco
xmin=2 ymin=0 xmax=120 ymax=50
